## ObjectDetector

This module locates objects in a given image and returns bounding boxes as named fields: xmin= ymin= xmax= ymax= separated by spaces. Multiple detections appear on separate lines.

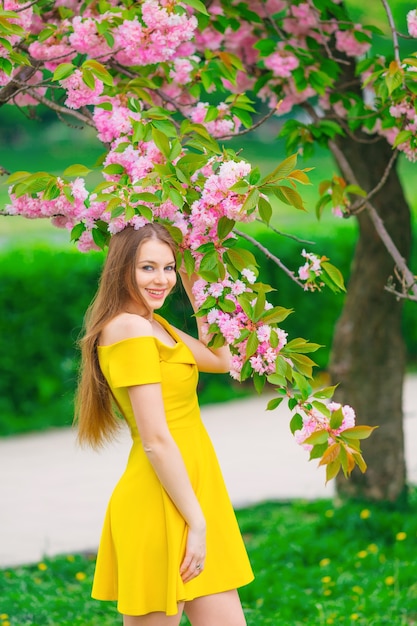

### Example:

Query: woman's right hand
xmin=179 ymin=523 xmax=206 ymax=583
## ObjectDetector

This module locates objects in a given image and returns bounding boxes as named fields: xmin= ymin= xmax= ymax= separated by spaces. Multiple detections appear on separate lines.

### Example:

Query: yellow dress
xmin=91 ymin=314 xmax=254 ymax=616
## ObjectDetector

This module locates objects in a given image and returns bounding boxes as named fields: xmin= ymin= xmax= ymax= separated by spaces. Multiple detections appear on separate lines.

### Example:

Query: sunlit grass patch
xmin=2 ymin=489 xmax=417 ymax=625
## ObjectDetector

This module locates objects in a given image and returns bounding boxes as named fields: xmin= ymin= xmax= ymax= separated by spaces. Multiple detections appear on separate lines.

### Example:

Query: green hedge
xmin=1 ymin=228 xmax=416 ymax=436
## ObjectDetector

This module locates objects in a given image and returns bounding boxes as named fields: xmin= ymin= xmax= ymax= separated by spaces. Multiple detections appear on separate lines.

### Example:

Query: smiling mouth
xmin=146 ymin=289 xmax=166 ymax=297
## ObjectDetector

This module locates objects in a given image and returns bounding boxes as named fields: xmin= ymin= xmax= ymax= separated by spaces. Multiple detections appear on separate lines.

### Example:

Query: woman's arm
xmin=176 ymin=269 xmax=231 ymax=374
xmin=128 ymin=382 xmax=206 ymax=583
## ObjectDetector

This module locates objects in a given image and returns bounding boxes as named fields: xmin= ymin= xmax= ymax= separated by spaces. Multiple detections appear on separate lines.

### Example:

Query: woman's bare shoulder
xmin=99 ymin=313 xmax=153 ymax=346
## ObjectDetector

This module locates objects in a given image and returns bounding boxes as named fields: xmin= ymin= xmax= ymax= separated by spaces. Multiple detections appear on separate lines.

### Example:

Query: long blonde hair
xmin=74 ymin=223 xmax=177 ymax=448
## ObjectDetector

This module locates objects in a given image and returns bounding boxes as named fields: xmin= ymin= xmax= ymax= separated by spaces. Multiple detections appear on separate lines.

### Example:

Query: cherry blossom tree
xmin=1 ymin=0 xmax=415 ymax=497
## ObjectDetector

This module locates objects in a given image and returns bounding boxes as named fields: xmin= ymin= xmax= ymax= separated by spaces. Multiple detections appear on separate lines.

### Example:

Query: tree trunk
xmin=329 ymin=136 xmax=412 ymax=502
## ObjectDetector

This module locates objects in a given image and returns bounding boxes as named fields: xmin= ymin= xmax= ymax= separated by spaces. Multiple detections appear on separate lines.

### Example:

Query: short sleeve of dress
xmin=105 ymin=336 xmax=162 ymax=389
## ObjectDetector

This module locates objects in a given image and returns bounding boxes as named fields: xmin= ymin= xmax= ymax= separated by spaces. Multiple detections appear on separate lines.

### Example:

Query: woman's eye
xmin=165 ymin=265 xmax=176 ymax=271
xmin=142 ymin=265 xmax=153 ymax=271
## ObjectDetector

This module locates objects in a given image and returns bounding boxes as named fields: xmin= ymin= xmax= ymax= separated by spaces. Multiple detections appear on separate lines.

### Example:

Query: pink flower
xmin=28 ymin=40 xmax=76 ymax=72
xmin=264 ymin=51 xmax=299 ymax=78
xmin=407 ymin=9 xmax=417 ymax=38
xmin=69 ymin=16 xmax=113 ymax=59
xmin=61 ymin=69 xmax=104 ymax=109
xmin=335 ymin=27 xmax=371 ymax=58
xmin=241 ymin=268 xmax=256 ymax=284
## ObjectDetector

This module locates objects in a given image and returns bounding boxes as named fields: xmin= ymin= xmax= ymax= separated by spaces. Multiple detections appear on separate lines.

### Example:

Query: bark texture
xmin=329 ymin=136 xmax=412 ymax=501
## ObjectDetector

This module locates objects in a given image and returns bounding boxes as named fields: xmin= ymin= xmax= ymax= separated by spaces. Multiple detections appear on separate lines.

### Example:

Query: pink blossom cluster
xmin=298 ymin=249 xmax=324 ymax=290
xmin=69 ymin=16 xmax=112 ymax=60
xmin=60 ymin=70 xmax=104 ymax=109
xmin=294 ymin=402 xmax=356 ymax=451
xmin=192 ymin=275 xmax=288 ymax=380
xmin=189 ymin=102 xmax=242 ymax=138
xmin=264 ymin=50 xmax=299 ymax=78
xmin=93 ymin=99 xmax=143 ymax=143
xmin=112 ymin=0 xmax=197 ymax=67
xmin=335 ymin=26 xmax=371 ymax=58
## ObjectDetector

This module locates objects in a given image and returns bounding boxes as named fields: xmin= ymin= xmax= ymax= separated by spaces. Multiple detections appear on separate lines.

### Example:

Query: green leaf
xmin=241 ymin=188 xmax=259 ymax=213
xmin=312 ymin=400 xmax=331 ymax=419
xmin=70 ymin=222 xmax=86 ymax=241
xmin=293 ymin=371 xmax=311 ymax=400
xmin=237 ymin=295 xmax=253 ymax=319
xmin=273 ymin=185 xmax=306 ymax=211
xmin=224 ymin=248 xmax=256 ymax=273
xmin=217 ymin=216 xmax=235 ymax=240
xmin=218 ymin=298 xmax=235 ymax=313
xmin=240 ymin=359 xmax=253 ymax=381
xmin=63 ymin=164 xmax=92 ymax=177
xmin=7 ymin=170 xmax=30 ymax=184
xmin=266 ymin=396 xmax=284 ymax=411
xmin=81 ymin=67 xmax=96 ymax=90
xmin=103 ymin=163 xmax=125 ymax=175
xmin=262 ymin=154 xmax=297 ymax=183
xmin=285 ymin=338 xmax=321 ymax=354
xmin=267 ymin=372 xmax=286 ymax=387
xmin=246 ymin=331 xmax=259 ymax=358
xmin=253 ymin=291 xmax=266 ymax=322
xmin=321 ymin=262 xmax=346 ymax=292
xmin=253 ymin=372 xmax=266 ymax=394
xmin=183 ymin=248 xmax=195 ymax=277
xmin=91 ymin=227 xmax=109 ymax=249
xmin=340 ymin=426 xmax=377 ymax=440
xmin=181 ymin=0 xmax=209 ymax=15
xmin=325 ymin=458 xmax=341 ymax=482
xmin=303 ymin=430 xmax=329 ymax=446
xmin=258 ymin=196 xmax=272 ymax=224
xmin=309 ymin=442 xmax=329 ymax=460
xmin=289 ymin=412 xmax=303 ymax=434
xmin=330 ymin=407 xmax=344 ymax=430
xmin=260 ymin=306 xmax=292 ymax=325
xmin=200 ymin=250 xmax=219 ymax=273
xmin=314 ymin=385 xmax=338 ymax=400
xmin=53 ymin=63 xmax=76 ymax=82
xmin=229 ymin=180 xmax=250 ymax=194
xmin=393 ymin=130 xmax=413 ymax=149
xmin=291 ymin=353 xmax=317 ymax=378
xmin=82 ymin=59 xmax=113 ymax=86
xmin=152 ymin=127 xmax=171 ymax=158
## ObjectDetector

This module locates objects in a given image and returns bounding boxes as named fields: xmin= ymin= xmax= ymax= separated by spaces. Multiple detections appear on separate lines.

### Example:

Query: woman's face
xmin=134 ymin=238 xmax=177 ymax=313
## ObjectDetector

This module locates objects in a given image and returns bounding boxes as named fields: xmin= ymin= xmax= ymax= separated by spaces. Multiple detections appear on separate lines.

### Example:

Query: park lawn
xmin=1 ymin=489 xmax=417 ymax=626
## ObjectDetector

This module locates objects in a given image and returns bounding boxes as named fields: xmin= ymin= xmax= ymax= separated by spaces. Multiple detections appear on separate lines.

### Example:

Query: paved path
xmin=1 ymin=376 xmax=416 ymax=568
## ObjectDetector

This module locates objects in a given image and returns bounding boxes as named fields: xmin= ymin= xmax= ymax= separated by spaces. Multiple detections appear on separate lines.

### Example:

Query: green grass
xmin=2 ymin=490 xmax=417 ymax=626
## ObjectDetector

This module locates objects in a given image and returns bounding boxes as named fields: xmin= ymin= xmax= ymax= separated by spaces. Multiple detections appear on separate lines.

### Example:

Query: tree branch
xmin=25 ymin=90 xmax=96 ymax=126
xmin=233 ymin=228 xmax=306 ymax=288
xmin=255 ymin=218 xmax=315 ymax=245
xmin=328 ymin=138 xmax=417 ymax=298
xmin=0 ymin=64 xmax=39 ymax=105
xmin=381 ymin=0 xmax=401 ymax=64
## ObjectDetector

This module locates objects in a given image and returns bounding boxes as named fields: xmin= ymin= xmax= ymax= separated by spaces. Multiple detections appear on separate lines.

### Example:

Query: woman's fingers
xmin=180 ymin=525 xmax=206 ymax=582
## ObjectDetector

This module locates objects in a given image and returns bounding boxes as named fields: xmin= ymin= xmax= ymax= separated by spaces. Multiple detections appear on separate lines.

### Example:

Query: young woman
xmin=75 ymin=223 xmax=254 ymax=626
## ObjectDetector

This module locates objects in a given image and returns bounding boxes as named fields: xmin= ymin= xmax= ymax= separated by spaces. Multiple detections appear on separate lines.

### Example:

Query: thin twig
xmin=381 ymin=0 xmax=401 ymax=64
xmin=328 ymin=138 xmax=417 ymax=299
xmin=255 ymin=218 xmax=315 ymax=245
xmin=234 ymin=228 xmax=306 ymax=288
xmin=384 ymin=285 xmax=417 ymax=301
xmin=348 ymin=149 xmax=398 ymax=215
xmin=0 ymin=165 xmax=11 ymax=176
xmin=219 ymin=105 xmax=279 ymax=140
